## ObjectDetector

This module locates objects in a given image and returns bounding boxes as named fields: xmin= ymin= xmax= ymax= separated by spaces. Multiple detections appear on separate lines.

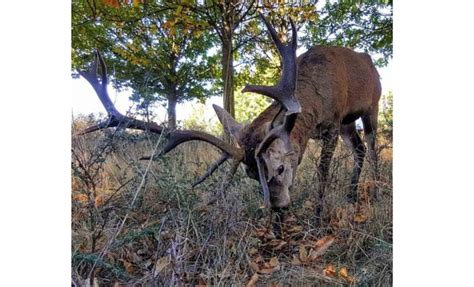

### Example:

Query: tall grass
xmin=71 ymin=115 xmax=392 ymax=286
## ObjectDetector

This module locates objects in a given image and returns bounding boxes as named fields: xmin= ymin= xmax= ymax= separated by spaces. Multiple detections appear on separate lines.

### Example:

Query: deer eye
xmin=277 ymin=165 xmax=285 ymax=175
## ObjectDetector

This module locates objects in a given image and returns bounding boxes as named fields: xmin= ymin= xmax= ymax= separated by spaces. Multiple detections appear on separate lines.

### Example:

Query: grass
xmin=71 ymin=116 xmax=392 ymax=286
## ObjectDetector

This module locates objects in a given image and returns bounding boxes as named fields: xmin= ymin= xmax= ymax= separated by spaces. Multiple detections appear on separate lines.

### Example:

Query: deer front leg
xmin=362 ymin=110 xmax=379 ymax=200
xmin=341 ymin=122 xmax=366 ymax=203
xmin=315 ymin=131 xmax=338 ymax=224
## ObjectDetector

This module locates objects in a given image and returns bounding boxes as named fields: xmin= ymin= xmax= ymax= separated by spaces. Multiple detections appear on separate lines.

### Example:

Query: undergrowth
xmin=71 ymin=115 xmax=392 ymax=286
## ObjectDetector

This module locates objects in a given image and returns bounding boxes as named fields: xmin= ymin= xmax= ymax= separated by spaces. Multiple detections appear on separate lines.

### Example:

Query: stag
xmin=79 ymin=13 xmax=381 ymax=231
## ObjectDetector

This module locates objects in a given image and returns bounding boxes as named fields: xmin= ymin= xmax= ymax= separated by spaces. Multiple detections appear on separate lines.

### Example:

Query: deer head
xmin=79 ymin=13 xmax=299 ymax=211
xmin=200 ymin=13 xmax=301 ymax=209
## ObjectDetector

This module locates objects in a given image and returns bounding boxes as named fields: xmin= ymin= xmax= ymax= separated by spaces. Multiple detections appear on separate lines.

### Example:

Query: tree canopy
xmin=72 ymin=0 xmax=393 ymax=129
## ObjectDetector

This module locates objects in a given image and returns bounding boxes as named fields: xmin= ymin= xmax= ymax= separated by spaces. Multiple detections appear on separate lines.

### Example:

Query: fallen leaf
xmin=268 ymin=257 xmax=279 ymax=268
xmin=299 ymin=245 xmax=308 ymax=263
xmin=339 ymin=267 xmax=349 ymax=278
xmin=291 ymin=254 xmax=301 ymax=266
xmin=248 ymin=247 xmax=259 ymax=256
xmin=249 ymin=261 xmax=260 ymax=272
xmin=354 ymin=212 xmax=368 ymax=223
xmin=283 ymin=214 xmax=298 ymax=224
xmin=338 ymin=267 xmax=356 ymax=284
xmin=250 ymin=256 xmax=281 ymax=275
xmin=323 ymin=264 xmax=337 ymax=277
xmin=309 ymin=235 xmax=335 ymax=260
xmin=94 ymin=194 xmax=106 ymax=208
xmin=196 ymin=277 xmax=207 ymax=287
xmin=255 ymin=227 xmax=276 ymax=240
xmin=303 ymin=200 xmax=315 ymax=210
xmin=286 ymin=225 xmax=304 ymax=234
xmin=122 ymin=260 xmax=134 ymax=274
xmin=154 ymin=256 xmax=170 ymax=274
xmin=266 ymin=239 xmax=287 ymax=250
xmin=246 ymin=273 xmax=259 ymax=287
xmin=73 ymin=193 xmax=88 ymax=203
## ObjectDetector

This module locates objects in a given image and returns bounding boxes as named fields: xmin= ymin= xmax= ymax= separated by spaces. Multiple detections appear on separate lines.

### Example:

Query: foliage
xmin=182 ymin=102 xmax=222 ymax=135
xmin=379 ymin=90 xmax=393 ymax=139
xmin=72 ymin=0 xmax=218 ymax=128
xmin=71 ymin=117 xmax=392 ymax=285
xmin=234 ymin=89 xmax=269 ymax=124
xmin=305 ymin=0 xmax=392 ymax=66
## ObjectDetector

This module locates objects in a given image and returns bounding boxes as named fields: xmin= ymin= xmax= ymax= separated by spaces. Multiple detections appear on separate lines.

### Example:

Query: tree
xmin=305 ymin=0 xmax=393 ymax=66
xmin=72 ymin=0 xmax=217 ymax=129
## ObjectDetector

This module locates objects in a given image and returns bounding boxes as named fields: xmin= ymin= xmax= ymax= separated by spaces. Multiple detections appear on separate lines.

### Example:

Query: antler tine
xmin=79 ymin=50 xmax=120 ymax=117
xmin=242 ymin=13 xmax=300 ymax=115
xmin=80 ymin=50 xmax=244 ymax=165
xmin=191 ymin=153 xmax=230 ymax=187
xmin=139 ymin=130 xmax=243 ymax=162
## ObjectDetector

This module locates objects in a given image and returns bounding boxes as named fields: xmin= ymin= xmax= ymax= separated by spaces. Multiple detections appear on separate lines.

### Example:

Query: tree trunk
xmin=222 ymin=21 xmax=234 ymax=141
xmin=167 ymin=93 xmax=177 ymax=130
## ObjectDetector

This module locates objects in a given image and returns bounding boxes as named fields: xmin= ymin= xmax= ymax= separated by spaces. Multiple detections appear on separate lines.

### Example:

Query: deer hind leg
xmin=315 ymin=130 xmax=338 ymax=223
xmin=341 ymin=122 xmax=366 ymax=203
xmin=362 ymin=107 xmax=379 ymax=199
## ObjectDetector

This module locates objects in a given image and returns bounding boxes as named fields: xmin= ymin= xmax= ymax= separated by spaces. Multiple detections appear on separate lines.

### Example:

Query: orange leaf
xmin=314 ymin=235 xmax=335 ymax=250
xmin=338 ymin=267 xmax=356 ymax=284
xmin=339 ymin=267 xmax=349 ymax=278
xmin=73 ymin=193 xmax=88 ymax=203
xmin=94 ymin=194 xmax=106 ymax=208
xmin=255 ymin=227 xmax=275 ymax=240
xmin=354 ymin=212 xmax=368 ymax=223
xmin=246 ymin=273 xmax=259 ymax=287
xmin=266 ymin=239 xmax=287 ymax=250
xmin=299 ymin=245 xmax=308 ymax=263
xmin=323 ymin=264 xmax=337 ymax=277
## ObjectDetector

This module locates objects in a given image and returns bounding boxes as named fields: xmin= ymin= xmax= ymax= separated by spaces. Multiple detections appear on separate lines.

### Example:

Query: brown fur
xmin=237 ymin=45 xmax=381 ymax=208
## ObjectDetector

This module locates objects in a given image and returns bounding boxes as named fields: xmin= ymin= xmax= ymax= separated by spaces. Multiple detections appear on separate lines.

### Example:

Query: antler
xmin=79 ymin=50 xmax=243 ymax=164
xmin=242 ymin=13 xmax=300 ymax=116
xmin=242 ymin=13 xmax=300 ymax=208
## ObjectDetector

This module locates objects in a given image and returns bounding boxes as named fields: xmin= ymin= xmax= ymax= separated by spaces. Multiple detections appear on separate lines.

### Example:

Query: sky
xmin=71 ymin=58 xmax=393 ymax=125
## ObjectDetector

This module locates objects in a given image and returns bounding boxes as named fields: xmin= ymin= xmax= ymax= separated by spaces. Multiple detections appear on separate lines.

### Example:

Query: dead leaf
xmin=154 ymin=256 xmax=170 ymax=274
xmin=250 ymin=256 xmax=281 ymax=275
xmin=338 ymin=267 xmax=356 ymax=284
xmin=339 ymin=267 xmax=349 ymax=278
xmin=248 ymin=247 xmax=259 ymax=256
xmin=299 ymin=245 xmax=308 ymax=263
xmin=196 ymin=277 xmax=207 ymax=287
xmin=314 ymin=235 xmax=336 ymax=250
xmin=286 ymin=225 xmax=304 ymax=234
xmin=303 ymin=200 xmax=315 ymax=210
xmin=266 ymin=239 xmax=287 ymax=250
xmin=73 ymin=193 xmax=88 ymax=203
xmin=354 ymin=212 xmax=368 ymax=223
xmin=291 ymin=254 xmax=301 ymax=266
xmin=246 ymin=273 xmax=259 ymax=287
xmin=94 ymin=194 xmax=106 ymax=208
xmin=122 ymin=260 xmax=134 ymax=274
xmin=323 ymin=264 xmax=337 ymax=277
xmin=255 ymin=227 xmax=276 ymax=240
xmin=268 ymin=257 xmax=279 ymax=268
xmin=309 ymin=235 xmax=335 ymax=260
xmin=283 ymin=214 xmax=298 ymax=224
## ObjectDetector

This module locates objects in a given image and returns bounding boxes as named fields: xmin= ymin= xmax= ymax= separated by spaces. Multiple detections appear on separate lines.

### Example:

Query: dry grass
xmin=71 ymin=116 xmax=392 ymax=286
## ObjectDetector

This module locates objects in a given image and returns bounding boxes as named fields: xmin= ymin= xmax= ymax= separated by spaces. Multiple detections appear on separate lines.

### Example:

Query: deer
xmin=78 ymin=13 xmax=381 ymax=234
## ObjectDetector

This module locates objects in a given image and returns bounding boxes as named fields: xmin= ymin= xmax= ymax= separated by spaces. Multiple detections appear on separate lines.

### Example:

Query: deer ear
xmin=213 ymin=104 xmax=243 ymax=139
